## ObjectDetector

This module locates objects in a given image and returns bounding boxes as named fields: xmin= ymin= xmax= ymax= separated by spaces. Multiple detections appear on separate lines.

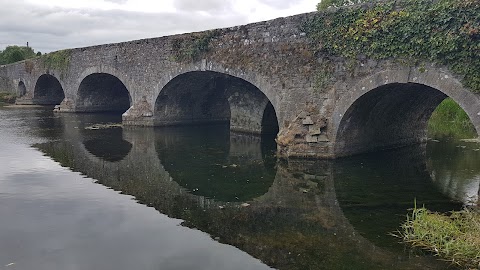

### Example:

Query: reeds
xmin=395 ymin=204 xmax=480 ymax=269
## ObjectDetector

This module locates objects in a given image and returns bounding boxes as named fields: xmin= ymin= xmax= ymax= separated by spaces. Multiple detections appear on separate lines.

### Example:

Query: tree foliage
xmin=307 ymin=0 xmax=480 ymax=92
xmin=0 ymin=45 xmax=40 ymax=65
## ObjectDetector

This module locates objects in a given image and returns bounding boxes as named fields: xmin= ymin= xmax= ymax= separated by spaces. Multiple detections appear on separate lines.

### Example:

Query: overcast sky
xmin=0 ymin=0 xmax=317 ymax=53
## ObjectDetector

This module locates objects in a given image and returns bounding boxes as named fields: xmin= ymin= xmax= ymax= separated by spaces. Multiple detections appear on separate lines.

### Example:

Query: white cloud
xmin=0 ymin=0 xmax=317 ymax=52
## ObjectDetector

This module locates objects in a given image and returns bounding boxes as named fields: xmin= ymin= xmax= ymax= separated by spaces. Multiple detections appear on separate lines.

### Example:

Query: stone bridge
xmin=1 ymin=12 xmax=479 ymax=158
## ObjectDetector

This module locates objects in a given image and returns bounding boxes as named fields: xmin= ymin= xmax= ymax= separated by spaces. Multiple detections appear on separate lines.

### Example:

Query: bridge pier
xmin=122 ymin=96 xmax=154 ymax=126
xmin=52 ymin=98 xmax=75 ymax=112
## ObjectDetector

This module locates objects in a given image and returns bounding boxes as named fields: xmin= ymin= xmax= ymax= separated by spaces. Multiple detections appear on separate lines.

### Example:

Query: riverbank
xmin=0 ymin=92 xmax=15 ymax=104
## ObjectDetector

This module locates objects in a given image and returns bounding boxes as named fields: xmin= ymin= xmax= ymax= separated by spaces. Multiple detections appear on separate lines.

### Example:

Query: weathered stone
xmin=318 ymin=134 xmax=329 ymax=142
xmin=302 ymin=116 xmax=314 ymax=125
xmin=0 ymin=11 xmax=479 ymax=160
xmin=306 ymin=134 xmax=318 ymax=143
xmin=298 ymin=111 xmax=307 ymax=119
xmin=309 ymin=125 xmax=321 ymax=135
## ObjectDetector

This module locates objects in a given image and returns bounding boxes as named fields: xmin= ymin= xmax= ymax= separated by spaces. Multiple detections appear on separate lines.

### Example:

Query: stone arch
xmin=33 ymin=74 xmax=65 ymax=105
xmin=76 ymin=72 xmax=132 ymax=113
xmin=154 ymin=67 xmax=279 ymax=136
xmin=74 ymin=66 xmax=135 ymax=114
xmin=17 ymin=81 xmax=26 ymax=97
xmin=332 ymin=67 xmax=480 ymax=157
xmin=152 ymin=61 xmax=281 ymax=131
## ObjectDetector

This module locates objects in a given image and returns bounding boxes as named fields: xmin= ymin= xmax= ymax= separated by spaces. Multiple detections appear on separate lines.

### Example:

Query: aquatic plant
xmin=395 ymin=205 xmax=480 ymax=269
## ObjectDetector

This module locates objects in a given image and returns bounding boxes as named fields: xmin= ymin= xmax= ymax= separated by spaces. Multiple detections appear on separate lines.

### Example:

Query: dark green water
xmin=0 ymin=107 xmax=478 ymax=270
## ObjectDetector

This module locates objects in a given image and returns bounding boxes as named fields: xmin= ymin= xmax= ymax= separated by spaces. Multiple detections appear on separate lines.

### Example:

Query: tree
xmin=0 ymin=45 xmax=38 ymax=65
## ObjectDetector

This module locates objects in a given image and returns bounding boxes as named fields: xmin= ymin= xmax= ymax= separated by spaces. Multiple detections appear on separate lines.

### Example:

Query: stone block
xmin=309 ymin=125 xmax=321 ymax=135
xmin=298 ymin=111 xmax=307 ymax=119
xmin=302 ymin=116 xmax=314 ymax=125
xmin=318 ymin=134 xmax=329 ymax=142
xmin=306 ymin=134 xmax=318 ymax=143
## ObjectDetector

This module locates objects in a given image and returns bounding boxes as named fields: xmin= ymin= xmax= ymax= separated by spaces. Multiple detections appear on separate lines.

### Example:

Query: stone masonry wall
xmin=0 ymin=12 xmax=479 ymax=158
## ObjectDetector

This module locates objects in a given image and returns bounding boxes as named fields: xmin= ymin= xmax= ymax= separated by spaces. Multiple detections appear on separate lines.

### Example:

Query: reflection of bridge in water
xmin=34 ymin=113 xmax=473 ymax=270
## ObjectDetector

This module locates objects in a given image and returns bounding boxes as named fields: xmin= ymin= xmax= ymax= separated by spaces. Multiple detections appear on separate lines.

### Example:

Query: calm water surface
xmin=0 ymin=106 xmax=478 ymax=270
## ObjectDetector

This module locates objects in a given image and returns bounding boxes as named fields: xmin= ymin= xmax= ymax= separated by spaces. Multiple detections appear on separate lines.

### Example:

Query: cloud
xmin=0 ymin=0 xmax=247 ymax=52
xmin=0 ymin=0 xmax=316 ymax=53
xmin=257 ymin=0 xmax=299 ymax=9
xmin=104 ymin=0 xmax=128 ymax=3
xmin=173 ymin=0 xmax=234 ymax=12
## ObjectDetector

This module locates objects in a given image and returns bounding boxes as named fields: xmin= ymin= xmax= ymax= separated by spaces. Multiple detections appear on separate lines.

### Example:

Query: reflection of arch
xmin=83 ymin=130 xmax=132 ymax=162
xmin=333 ymin=147 xmax=463 ymax=249
xmin=76 ymin=73 xmax=131 ymax=113
xmin=17 ymin=81 xmax=26 ymax=97
xmin=154 ymin=70 xmax=279 ymax=136
xmin=155 ymin=125 xmax=276 ymax=202
xmin=426 ymin=141 xmax=480 ymax=205
xmin=33 ymin=74 xmax=65 ymax=105
xmin=333 ymin=69 xmax=480 ymax=157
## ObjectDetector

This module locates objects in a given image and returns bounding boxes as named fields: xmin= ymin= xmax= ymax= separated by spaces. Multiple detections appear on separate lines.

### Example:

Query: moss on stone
xmin=171 ymin=30 xmax=220 ymax=62
xmin=41 ymin=49 xmax=72 ymax=74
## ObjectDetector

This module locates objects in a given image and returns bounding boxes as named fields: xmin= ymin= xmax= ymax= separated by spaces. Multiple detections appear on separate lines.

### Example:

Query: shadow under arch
xmin=154 ymin=70 xmax=279 ymax=136
xmin=334 ymin=82 xmax=479 ymax=157
xmin=17 ymin=81 xmax=26 ymax=97
xmin=76 ymin=73 xmax=131 ymax=114
xmin=33 ymin=74 xmax=65 ymax=105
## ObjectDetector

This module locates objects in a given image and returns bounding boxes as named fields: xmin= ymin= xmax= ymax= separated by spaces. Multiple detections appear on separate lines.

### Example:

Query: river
xmin=0 ymin=106 xmax=478 ymax=270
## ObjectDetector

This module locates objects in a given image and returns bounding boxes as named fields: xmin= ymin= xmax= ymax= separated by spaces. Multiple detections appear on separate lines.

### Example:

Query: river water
xmin=0 ymin=106 xmax=478 ymax=270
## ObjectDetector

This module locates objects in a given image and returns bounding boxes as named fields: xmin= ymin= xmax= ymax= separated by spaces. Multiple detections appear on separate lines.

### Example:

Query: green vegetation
xmin=396 ymin=206 xmax=480 ymax=269
xmin=317 ymin=0 xmax=366 ymax=10
xmin=0 ymin=92 xmax=16 ymax=103
xmin=171 ymin=30 xmax=220 ymax=62
xmin=0 ymin=45 xmax=40 ymax=65
xmin=41 ymin=49 xmax=71 ymax=73
xmin=306 ymin=0 xmax=480 ymax=92
xmin=428 ymin=98 xmax=477 ymax=139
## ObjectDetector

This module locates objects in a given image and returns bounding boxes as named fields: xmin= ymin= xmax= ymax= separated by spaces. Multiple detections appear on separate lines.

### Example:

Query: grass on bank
xmin=0 ymin=92 xmax=16 ymax=104
xmin=395 ymin=206 xmax=480 ymax=269
xmin=428 ymin=98 xmax=477 ymax=139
